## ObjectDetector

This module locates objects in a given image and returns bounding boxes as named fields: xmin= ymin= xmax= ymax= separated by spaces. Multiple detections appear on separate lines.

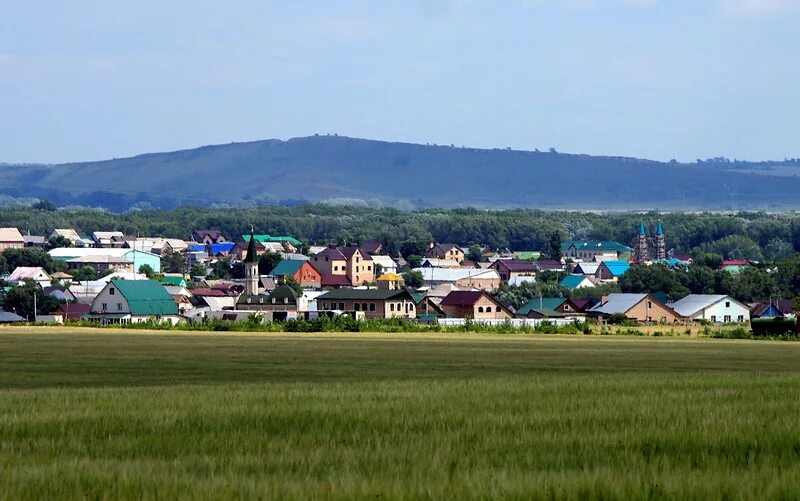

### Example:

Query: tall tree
xmin=547 ymin=231 xmax=562 ymax=261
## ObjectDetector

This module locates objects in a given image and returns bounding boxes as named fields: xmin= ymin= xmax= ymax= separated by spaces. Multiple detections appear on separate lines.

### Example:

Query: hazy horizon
xmin=2 ymin=1 xmax=799 ymax=164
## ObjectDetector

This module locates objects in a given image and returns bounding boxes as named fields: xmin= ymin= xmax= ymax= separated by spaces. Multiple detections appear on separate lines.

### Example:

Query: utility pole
xmin=33 ymin=290 xmax=37 ymax=322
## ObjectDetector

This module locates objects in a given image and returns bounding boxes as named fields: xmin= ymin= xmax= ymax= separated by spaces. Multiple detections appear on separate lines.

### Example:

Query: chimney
xmin=600 ymin=295 xmax=609 ymax=305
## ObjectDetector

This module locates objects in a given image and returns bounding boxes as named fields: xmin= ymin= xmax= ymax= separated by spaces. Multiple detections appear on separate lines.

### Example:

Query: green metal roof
xmin=270 ymin=259 xmax=305 ymax=277
xmin=242 ymin=234 xmax=303 ymax=247
xmin=111 ymin=279 xmax=179 ymax=316
xmin=562 ymin=240 xmax=632 ymax=252
xmin=516 ymin=297 xmax=567 ymax=316
xmin=160 ymin=275 xmax=187 ymax=287
xmin=559 ymin=274 xmax=588 ymax=289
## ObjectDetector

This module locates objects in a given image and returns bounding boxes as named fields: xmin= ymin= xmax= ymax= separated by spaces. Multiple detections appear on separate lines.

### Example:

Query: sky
xmin=1 ymin=0 xmax=799 ymax=164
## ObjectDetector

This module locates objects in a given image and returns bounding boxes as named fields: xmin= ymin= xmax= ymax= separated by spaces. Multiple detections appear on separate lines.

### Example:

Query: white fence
xmin=437 ymin=317 xmax=579 ymax=328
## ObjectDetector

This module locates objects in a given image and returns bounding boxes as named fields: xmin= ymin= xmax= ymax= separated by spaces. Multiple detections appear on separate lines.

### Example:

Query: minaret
xmin=655 ymin=222 xmax=666 ymax=260
xmin=244 ymin=226 xmax=259 ymax=295
xmin=635 ymin=222 xmax=650 ymax=263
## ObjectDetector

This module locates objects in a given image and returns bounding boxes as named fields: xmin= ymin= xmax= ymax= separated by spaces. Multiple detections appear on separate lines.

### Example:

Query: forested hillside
xmin=2 ymin=136 xmax=800 ymax=210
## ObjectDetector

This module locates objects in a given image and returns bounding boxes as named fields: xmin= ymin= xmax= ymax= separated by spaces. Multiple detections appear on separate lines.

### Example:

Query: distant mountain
xmin=2 ymin=135 xmax=800 ymax=211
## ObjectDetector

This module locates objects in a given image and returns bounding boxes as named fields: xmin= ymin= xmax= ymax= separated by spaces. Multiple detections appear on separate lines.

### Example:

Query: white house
xmin=370 ymin=255 xmax=398 ymax=275
xmin=88 ymin=279 xmax=181 ymax=325
xmin=670 ymin=294 xmax=750 ymax=323
xmin=7 ymin=267 xmax=51 ymax=287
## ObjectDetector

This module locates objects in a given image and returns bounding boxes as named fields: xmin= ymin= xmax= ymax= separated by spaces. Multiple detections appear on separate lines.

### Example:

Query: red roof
xmin=721 ymin=260 xmax=750 ymax=267
xmin=320 ymin=274 xmax=351 ymax=287
xmin=440 ymin=291 xmax=485 ymax=306
xmin=494 ymin=259 xmax=538 ymax=272
xmin=535 ymin=259 xmax=563 ymax=271
xmin=191 ymin=288 xmax=225 ymax=297
xmin=55 ymin=303 xmax=91 ymax=319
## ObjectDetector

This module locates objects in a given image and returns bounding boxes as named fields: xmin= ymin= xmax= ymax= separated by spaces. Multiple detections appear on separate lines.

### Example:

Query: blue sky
xmin=1 ymin=0 xmax=798 ymax=163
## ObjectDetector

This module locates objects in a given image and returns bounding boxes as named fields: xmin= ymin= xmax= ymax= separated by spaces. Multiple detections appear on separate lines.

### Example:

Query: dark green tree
xmin=161 ymin=249 xmax=186 ymax=274
xmin=466 ymin=244 xmax=482 ymax=263
xmin=70 ymin=266 xmax=98 ymax=282
xmin=258 ymin=251 xmax=282 ymax=275
xmin=138 ymin=264 xmax=155 ymax=278
xmin=402 ymin=270 xmax=424 ymax=288
xmin=547 ymin=231 xmax=562 ymax=261
xmin=47 ymin=235 xmax=73 ymax=249
xmin=618 ymin=264 xmax=689 ymax=300
xmin=2 ymin=281 xmax=59 ymax=320
xmin=32 ymin=200 xmax=57 ymax=212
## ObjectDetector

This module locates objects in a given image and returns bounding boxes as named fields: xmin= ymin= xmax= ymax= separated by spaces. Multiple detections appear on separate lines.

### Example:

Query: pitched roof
xmin=562 ymin=240 xmax=632 ymax=252
xmin=244 ymin=234 xmax=302 ymax=247
xmin=560 ymin=274 xmax=590 ymax=289
xmin=190 ymin=288 xmax=226 ymax=297
xmin=339 ymin=245 xmax=371 ymax=260
xmin=377 ymin=273 xmax=403 ymax=281
xmin=8 ymin=267 xmax=50 ymax=281
xmin=412 ymin=267 xmax=500 ymax=283
xmin=600 ymin=260 xmax=630 ymax=277
xmin=209 ymin=242 xmax=236 ymax=255
xmin=110 ymin=279 xmax=178 ymax=316
xmin=572 ymin=263 xmax=600 ymax=275
xmin=270 ymin=259 xmax=306 ymax=276
xmin=535 ymin=259 xmax=563 ymax=271
xmin=68 ymin=255 xmax=132 ymax=264
xmin=670 ymin=294 xmax=747 ymax=317
xmin=317 ymin=289 xmax=413 ymax=301
xmin=588 ymin=293 xmax=649 ymax=315
xmin=0 ymin=227 xmax=24 ymax=243
xmin=516 ymin=297 xmax=567 ymax=316
xmin=0 ymin=309 xmax=25 ymax=322
xmin=54 ymin=303 xmax=91 ymax=319
xmin=494 ymin=259 xmax=538 ymax=272
xmin=422 ymin=258 xmax=461 ymax=268
xmin=439 ymin=291 xmax=485 ymax=306
xmin=315 ymin=246 xmax=347 ymax=260
xmin=320 ymin=274 xmax=351 ymax=287
xmin=359 ymin=241 xmax=383 ymax=254
xmin=160 ymin=275 xmax=187 ymax=286
xmin=721 ymin=259 xmax=751 ymax=267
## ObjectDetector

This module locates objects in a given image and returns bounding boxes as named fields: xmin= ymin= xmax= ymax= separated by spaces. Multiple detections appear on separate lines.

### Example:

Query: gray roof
xmin=588 ymin=293 xmax=648 ymax=315
xmin=670 ymin=294 xmax=741 ymax=317
xmin=0 ymin=309 xmax=25 ymax=322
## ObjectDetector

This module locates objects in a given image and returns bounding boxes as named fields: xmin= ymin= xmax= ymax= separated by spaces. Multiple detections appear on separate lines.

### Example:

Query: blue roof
xmin=188 ymin=244 xmax=206 ymax=252
xmin=601 ymin=260 xmax=630 ymax=277
xmin=656 ymin=222 xmax=664 ymax=236
xmin=639 ymin=222 xmax=646 ymax=236
xmin=560 ymin=274 xmax=588 ymax=289
xmin=209 ymin=242 xmax=235 ymax=255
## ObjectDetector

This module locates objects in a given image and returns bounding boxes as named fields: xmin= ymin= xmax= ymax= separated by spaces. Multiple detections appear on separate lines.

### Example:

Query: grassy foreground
xmin=1 ymin=328 xmax=800 ymax=499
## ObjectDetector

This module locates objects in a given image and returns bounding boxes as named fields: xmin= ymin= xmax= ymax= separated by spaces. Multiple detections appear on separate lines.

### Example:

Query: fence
xmin=438 ymin=317 xmax=579 ymax=328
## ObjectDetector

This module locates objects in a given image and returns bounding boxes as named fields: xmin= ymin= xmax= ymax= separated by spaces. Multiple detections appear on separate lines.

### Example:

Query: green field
xmin=2 ymin=328 xmax=800 ymax=499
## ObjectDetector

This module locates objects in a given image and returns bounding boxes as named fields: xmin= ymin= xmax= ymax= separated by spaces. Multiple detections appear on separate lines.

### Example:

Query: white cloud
xmin=719 ymin=0 xmax=800 ymax=17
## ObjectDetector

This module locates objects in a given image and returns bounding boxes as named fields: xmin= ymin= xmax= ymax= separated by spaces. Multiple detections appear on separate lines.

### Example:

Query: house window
xmin=390 ymin=303 xmax=395 ymax=312
xmin=117 ymin=303 xmax=122 ymax=311
xmin=478 ymin=306 xmax=484 ymax=313
xmin=737 ymin=315 xmax=744 ymax=322
xmin=334 ymin=266 xmax=339 ymax=271
xmin=323 ymin=302 xmax=329 ymax=309
xmin=356 ymin=257 xmax=360 ymax=263
xmin=101 ymin=303 xmax=107 ymax=311
xmin=725 ymin=301 xmax=731 ymax=308
xmin=710 ymin=315 xmax=717 ymax=322
xmin=647 ymin=316 xmax=652 ymax=322
xmin=356 ymin=266 xmax=359 ymax=272
xmin=647 ymin=301 xmax=652 ymax=309
xmin=724 ymin=315 xmax=731 ymax=322
xmin=109 ymin=288 xmax=115 ymax=295
xmin=284 ymin=298 xmax=289 ymax=304
xmin=368 ymin=266 xmax=371 ymax=271
xmin=369 ymin=303 xmax=376 ymax=311
xmin=338 ymin=303 xmax=345 ymax=310
xmin=361 ymin=303 xmax=367 ymax=311
xmin=496 ymin=306 xmax=501 ymax=312
xmin=354 ymin=303 xmax=361 ymax=311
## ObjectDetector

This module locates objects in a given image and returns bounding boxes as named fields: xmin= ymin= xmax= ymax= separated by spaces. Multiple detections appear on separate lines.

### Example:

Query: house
xmin=310 ymin=245 xmax=374 ymax=286
xmin=165 ymin=285 xmax=194 ymax=315
xmin=439 ymin=291 xmax=513 ymax=320
xmin=721 ymin=260 xmax=751 ymax=273
xmin=49 ymin=229 xmax=82 ymax=244
xmin=44 ymin=286 xmax=77 ymax=302
xmin=160 ymin=274 xmax=188 ymax=287
xmin=750 ymin=300 xmax=795 ymax=319
xmin=67 ymin=255 xmax=134 ymax=274
xmin=595 ymin=260 xmax=630 ymax=281
xmin=670 ymin=294 xmax=751 ymax=323
xmin=516 ymin=297 xmax=585 ymax=319
xmin=23 ymin=235 xmax=47 ymax=248
xmin=535 ymin=259 xmax=565 ymax=272
xmin=411 ymin=293 xmax=447 ymax=319
xmin=231 ymin=239 xmax=266 ymax=261
xmin=192 ymin=230 xmax=227 ymax=244
xmin=422 ymin=258 xmax=462 ymax=268
xmin=588 ymin=293 xmax=681 ymax=323
xmin=426 ymin=243 xmax=465 ymax=262
xmin=320 ymin=274 xmax=352 ymax=288
xmin=370 ymin=255 xmax=398 ymax=275
xmin=491 ymin=259 xmax=539 ymax=281
xmin=559 ymin=274 xmax=597 ymax=290
xmin=49 ymin=248 xmax=162 ymax=273
xmin=8 ymin=267 xmax=52 ymax=287
xmin=0 ymin=228 xmax=25 ymax=253
xmin=269 ymin=259 xmax=322 ymax=288
xmin=50 ymin=271 xmax=74 ymax=283
xmin=87 ymin=279 xmax=181 ymax=325
xmin=359 ymin=241 xmax=384 ymax=255
xmin=317 ymin=289 xmax=417 ymax=319
xmin=236 ymin=284 xmax=301 ymax=320
xmin=91 ymin=231 xmax=125 ymax=248
xmin=242 ymin=234 xmax=302 ymax=253
xmin=572 ymin=262 xmax=600 ymax=276
xmin=412 ymin=267 xmax=501 ymax=290
xmin=54 ymin=302 xmax=91 ymax=321
xmin=562 ymin=240 xmax=632 ymax=262
xmin=0 ymin=309 xmax=25 ymax=323
xmin=376 ymin=273 xmax=404 ymax=290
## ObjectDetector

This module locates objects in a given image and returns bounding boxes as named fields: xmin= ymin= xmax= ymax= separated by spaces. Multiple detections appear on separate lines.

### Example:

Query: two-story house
xmin=426 ymin=243 xmax=465 ymax=263
xmin=311 ymin=245 xmax=374 ymax=286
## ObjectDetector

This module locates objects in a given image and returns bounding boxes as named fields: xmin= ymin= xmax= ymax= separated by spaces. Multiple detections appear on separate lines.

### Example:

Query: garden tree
xmin=718 ymin=266 xmax=779 ymax=302
xmin=466 ymin=244 xmax=483 ymax=263
xmin=47 ymin=235 xmax=73 ymax=249
xmin=2 ymin=281 xmax=59 ymax=320
xmin=374 ymin=263 xmax=384 ymax=277
xmin=678 ymin=265 xmax=719 ymax=295
xmin=0 ymin=254 xmax=6 ymax=274
xmin=406 ymin=254 xmax=423 ymax=269
xmin=547 ymin=231 xmax=562 ymax=261
xmin=400 ymin=240 xmax=427 ymax=259
xmin=190 ymin=263 xmax=208 ymax=277
xmin=569 ymin=283 xmax=621 ymax=301
xmin=31 ymin=199 xmax=57 ymax=212
xmin=402 ymin=270 xmax=424 ymax=289
xmin=284 ymin=277 xmax=304 ymax=296
xmin=230 ymin=261 xmax=246 ymax=279
xmin=70 ymin=266 xmax=98 ymax=282
xmin=258 ymin=251 xmax=282 ymax=275
xmin=493 ymin=281 xmax=570 ymax=309
xmin=161 ymin=249 xmax=186 ymax=274
xmin=211 ymin=259 xmax=232 ymax=280
xmin=762 ymin=238 xmax=795 ymax=262
xmin=618 ymin=264 xmax=689 ymax=300
xmin=692 ymin=252 xmax=723 ymax=269
xmin=1 ymin=248 xmax=65 ymax=274
xmin=775 ymin=256 xmax=800 ymax=298
xmin=138 ymin=264 xmax=154 ymax=278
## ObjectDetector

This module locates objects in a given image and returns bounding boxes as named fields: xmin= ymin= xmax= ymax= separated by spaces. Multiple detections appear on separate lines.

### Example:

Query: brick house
xmin=317 ymin=289 xmax=417 ymax=319
xmin=311 ymin=245 xmax=374 ymax=286
xmin=439 ymin=291 xmax=513 ymax=320
xmin=0 ymin=228 xmax=25 ymax=253
xmin=426 ymin=243 xmax=465 ymax=262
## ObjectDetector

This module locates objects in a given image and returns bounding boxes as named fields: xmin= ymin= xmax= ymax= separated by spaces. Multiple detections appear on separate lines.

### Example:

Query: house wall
xmin=293 ymin=262 xmax=321 ymax=287
xmin=123 ymin=250 xmax=161 ymax=273
xmin=626 ymin=298 xmax=680 ymax=323
xmin=455 ymin=276 xmax=501 ymax=290
xmin=318 ymin=298 xmax=415 ymax=319
xmin=311 ymin=255 xmax=346 ymax=276
xmin=693 ymin=299 xmax=750 ymax=323
xmin=70 ymin=261 xmax=134 ymax=274
xmin=428 ymin=246 xmax=464 ymax=262
xmin=0 ymin=241 xmax=24 ymax=253
xmin=346 ymin=249 xmax=374 ymax=285
xmin=441 ymin=296 xmax=511 ymax=319
xmin=90 ymin=284 xmax=130 ymax=315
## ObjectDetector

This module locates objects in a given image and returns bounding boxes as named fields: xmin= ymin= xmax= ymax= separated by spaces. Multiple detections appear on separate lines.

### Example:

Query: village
xmin=0 ymin=223 xmax=785 ymax=329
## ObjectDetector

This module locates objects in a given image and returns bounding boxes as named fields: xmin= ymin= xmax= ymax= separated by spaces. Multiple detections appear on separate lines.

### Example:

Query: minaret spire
xmin=635 ymin=221 xmax=650 ymax=263
xmin=244 ymin=226 xmax=259 ymax=295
